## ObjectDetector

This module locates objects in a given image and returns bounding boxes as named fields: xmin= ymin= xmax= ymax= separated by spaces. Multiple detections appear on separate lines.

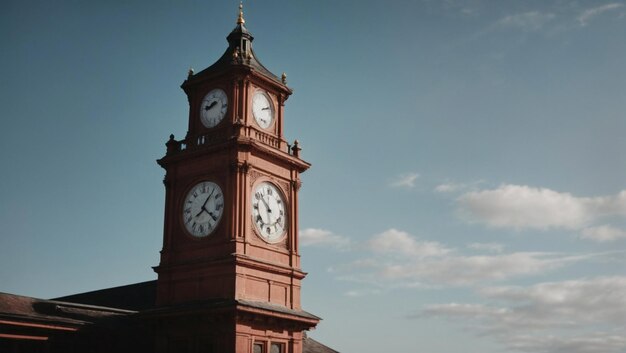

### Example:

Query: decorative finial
xmin=291 ymin=139 xmax=301 ymax=157
xmin=281 ymin=72 xmax=287 ymax=84
xmin=237 ymin=2 xmax=245 ymax=25
xmin=187 ymin=68 xmax=194 ymax=78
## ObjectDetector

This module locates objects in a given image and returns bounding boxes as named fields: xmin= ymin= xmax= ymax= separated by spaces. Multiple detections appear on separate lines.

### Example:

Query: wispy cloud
xmin=344 ymin=288 xmax=382 ymax=297
xmin=435 ymin=182 xmax=467 ymax=193
xmin=494 ymin=11 xmax=556 ymax=32
xmin=300 ymin=228 xmax=350 ymax=250
xmin=467 ymin=242 xmax=504 ymax=253
xmin=419 ymin=276 xmax=626 ymax=353
xmin=335 ymin=229 xmax=592 ymax=287
xmin=457 ymin=184 xmax=626 ymax=234
xmin=368 ymin=228 xmax=452 ymax=258
xmin=389 ymin=172 xmax=419 ymax=189
xmin=435 ymin=180 xmax=484 ymax=193
xmin=581 ymin=225 xmax=626 ymax=242
xmin=578 ymin=3 xmax=624 ymax=26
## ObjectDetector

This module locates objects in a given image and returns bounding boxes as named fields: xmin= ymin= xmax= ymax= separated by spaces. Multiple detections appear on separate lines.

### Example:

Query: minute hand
xmin=195 ymin=188 xmax=216 ymax=217
xmin=259 ymin=196 xmax=271 ymax=211
xmin=201 ymin=188 xmax=216 ymax=209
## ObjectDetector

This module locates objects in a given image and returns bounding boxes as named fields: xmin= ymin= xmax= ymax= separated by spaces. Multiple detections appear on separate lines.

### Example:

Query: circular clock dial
xmin=200 ymin=88 xmax=228 ymax=128
xmin=182 ymin=181 xmax=224 ymax=237
xmin=252 ymin=182 xmax=287 ymax=242
xmin=252 ymin=91 xmax=274 ymax=129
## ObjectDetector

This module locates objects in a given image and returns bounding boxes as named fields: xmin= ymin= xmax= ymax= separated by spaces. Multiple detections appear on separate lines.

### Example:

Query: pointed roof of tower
xmin=184 ymin=3 xmax=287 ymax=91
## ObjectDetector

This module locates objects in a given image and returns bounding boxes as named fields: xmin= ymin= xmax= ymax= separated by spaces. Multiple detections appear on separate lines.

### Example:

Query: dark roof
xmin=0 ymin=291 xmax=133 ymax=326
xmin=3 ymin=282 xmax=338 ymax=352
xmin=184 ymin=21 xmax=288 ymax=91
xmin=303 ymin=335 xmax=340 ymax=353
xmin=53 ymin=280 xmax=157 ymax=311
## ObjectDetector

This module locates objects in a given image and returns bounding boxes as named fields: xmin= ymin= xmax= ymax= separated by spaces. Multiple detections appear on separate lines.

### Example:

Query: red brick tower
xmin=149 ymin=5 xmax=319 ymax=353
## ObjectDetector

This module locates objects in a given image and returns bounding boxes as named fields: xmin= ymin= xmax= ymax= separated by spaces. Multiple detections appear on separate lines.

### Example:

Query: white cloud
xmin=495 ymin=11 xmax=555 ymax=32
xmin=435 ymin=182 xmax=465 ymax=193
xmin=389 ymin=172 xmax=419 ymax=188
xmin=378 ymin=251 xmax=583 ymax=286
xmin=339 ymin=229 xmax=590 ymax=287
xmin=368 ymin=228 xmax=452 ymax=258
xmin=420 ymin=277 xmax=626 ymax=353
xmin=578 ymin=3 xmax=624 ymax=26
xmin=581 ymin=225 xmax=626 ymax=242
xmin=343 ymin=288 xmax=382 ymax=297
xmin=480 ymin=277 xmax=626 ymax=325
xmin=506 ymin=333 xmax=626 ymax=353
xmin=468 ymin=242 xmax=504 ymax=253
xmin=299 ymin=228 xmax=350 ymax=249
xmin=457 ymin=184 xmax=626 ymax=231
xmin=435 ymin=180 xmax=484 ymax=193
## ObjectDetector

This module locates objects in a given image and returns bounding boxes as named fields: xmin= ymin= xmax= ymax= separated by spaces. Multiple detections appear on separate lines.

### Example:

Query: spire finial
xmin=237 ymin=2 xmax=245 ymax=25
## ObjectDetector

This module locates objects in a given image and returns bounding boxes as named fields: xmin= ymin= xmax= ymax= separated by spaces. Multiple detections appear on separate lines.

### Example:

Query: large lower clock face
xmin=252 ymin=90 xmax=274 ymax=129
xmin=182 ymin=181 xmax=224 ymax=237
xmin=252 ymin=182 xmax=287 ymax=242
xmin=200 ymin=88 xmax=228 ymax=128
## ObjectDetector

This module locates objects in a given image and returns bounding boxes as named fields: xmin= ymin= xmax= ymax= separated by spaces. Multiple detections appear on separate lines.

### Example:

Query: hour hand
xmin=205 ymin=101 xmax=218 ymax=111
xmin=260 ymin=196 xmax=271 ymax=210
xmin=195 ymin=206 xmax=207 ymax=218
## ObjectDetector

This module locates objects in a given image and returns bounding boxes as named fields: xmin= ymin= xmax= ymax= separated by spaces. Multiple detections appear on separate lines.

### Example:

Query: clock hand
xmin=260 ymin=196 xmax=272 ymax=214
xmin=262 ymin=106 xmax=270 ymax=111
xmin=255 ymin=195 xmax=271 ymax=223
xmin=265 ymin=195 xmax=275 ymax=224
xmin=207 ymin=211 xmax=218 ymax=221
xmin=205 ymin=101 xmax=218 ymax=111
xmin=195 ymin=207 xmax=207 ymax=218
xmin=201 ymin=188 xmax=216 ymax=209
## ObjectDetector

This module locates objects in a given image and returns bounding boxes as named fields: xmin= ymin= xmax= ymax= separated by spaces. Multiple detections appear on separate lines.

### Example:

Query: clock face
xmin=200 ymin=88 xmax=228 ymax=128
xmin=252 ymin=90 xmax=274 ymax=129
xmin=182 ymin=181 xmax=224 ymax=237
xmin=251 ymin=182 xmax=287 ymax=242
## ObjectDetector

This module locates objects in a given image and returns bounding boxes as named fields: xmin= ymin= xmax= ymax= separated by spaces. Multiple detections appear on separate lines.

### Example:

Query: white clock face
xmin=252 ymin=182 xmax=287 ymax=242
xmin=252 ymin=91 xmax=274 ymax=129
xmin=182 ymin=181 xmax=224 ymax=237
xmin=200 ymin=88 xmax=228 ymax=128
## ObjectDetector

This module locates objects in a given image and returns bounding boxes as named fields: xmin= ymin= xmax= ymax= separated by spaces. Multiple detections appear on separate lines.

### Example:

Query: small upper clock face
xmin=252 ymin=91 xmax=274 ymax=129
xmin=251 ymin=182 xmax=287 ymax=242
xmin=182 ymin=181 xmax=224 ymax=237
xmin=200 ymin=88 xmax=228 ymax=128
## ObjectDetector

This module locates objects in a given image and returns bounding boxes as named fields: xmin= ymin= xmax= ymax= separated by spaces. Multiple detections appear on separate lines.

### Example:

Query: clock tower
xmin=149 ymin=5 xmax=319 ymax=353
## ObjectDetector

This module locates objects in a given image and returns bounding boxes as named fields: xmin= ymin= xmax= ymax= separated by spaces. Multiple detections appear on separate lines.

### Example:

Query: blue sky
xmin=1 ymin=1 xmax=626 ymax=352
